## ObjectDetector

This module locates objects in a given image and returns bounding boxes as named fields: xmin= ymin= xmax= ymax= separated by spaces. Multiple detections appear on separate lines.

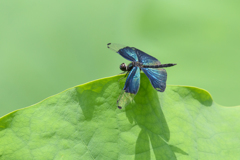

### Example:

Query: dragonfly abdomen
xmin=143 ymin=63 xmax=176 ymax=68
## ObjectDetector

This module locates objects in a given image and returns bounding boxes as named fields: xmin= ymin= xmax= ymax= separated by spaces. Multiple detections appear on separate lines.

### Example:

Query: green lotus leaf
xmin=0 ymin=74 xmax=239 ymax=160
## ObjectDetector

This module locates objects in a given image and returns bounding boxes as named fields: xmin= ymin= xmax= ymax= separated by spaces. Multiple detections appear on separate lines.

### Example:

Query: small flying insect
xmin=107 ymin=43 xmax=176 ymax=109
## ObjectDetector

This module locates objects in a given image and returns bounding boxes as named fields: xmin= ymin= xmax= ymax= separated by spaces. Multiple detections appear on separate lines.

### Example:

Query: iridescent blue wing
xmin=134 ymin=48 xmax=161 ymax=65
xmin=123 ymin=66 xmax=140 ymax=94
xmin=142 ymin=68 xmax=167 ymax=92
xmin=117 ymin=67 xmax=140 ymax=108
xmin=107 ymin=43 xmax=138 ymax=62
xmin=134 ymin=48 xmax=167 ymax=92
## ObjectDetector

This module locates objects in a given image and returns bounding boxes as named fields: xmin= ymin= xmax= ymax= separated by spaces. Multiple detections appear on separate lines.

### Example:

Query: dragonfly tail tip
xmin=107 ymin=43 xmax=111 ymax=48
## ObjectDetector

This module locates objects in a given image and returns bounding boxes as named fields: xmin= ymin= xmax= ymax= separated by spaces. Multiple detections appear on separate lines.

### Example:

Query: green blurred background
xmin=1 ymin=0 xmax=239 ymax=117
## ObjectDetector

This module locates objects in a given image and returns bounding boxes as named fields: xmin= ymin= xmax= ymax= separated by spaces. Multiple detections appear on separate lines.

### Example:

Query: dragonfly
xmin=107 ymin=43 xmax=176 ymax=109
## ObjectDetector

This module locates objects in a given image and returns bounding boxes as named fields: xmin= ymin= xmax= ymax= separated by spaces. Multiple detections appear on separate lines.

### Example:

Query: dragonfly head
xmin=120 ymin=63 xmax=127 ymax=71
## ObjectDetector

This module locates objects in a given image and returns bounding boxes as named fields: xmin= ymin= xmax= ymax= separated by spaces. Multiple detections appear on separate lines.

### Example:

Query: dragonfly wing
xmin=142 ymin=68 xmax=167 ymax=92
xmin=107 ymin=43 xmax=138 ymax=62
xmin=117 ymin=91 xmax=135 ymax=109
xmin=123 ymin=66 xmax=140 ymax=94
xmin=134 ymin=48 xmax=161 ymax=65
xmin=117 ymin=66 xmax=140 ymax=108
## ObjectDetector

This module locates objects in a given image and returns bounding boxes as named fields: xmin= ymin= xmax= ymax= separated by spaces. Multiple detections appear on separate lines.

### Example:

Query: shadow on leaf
xmin=125 ymin=75 xmax=188 ymax=160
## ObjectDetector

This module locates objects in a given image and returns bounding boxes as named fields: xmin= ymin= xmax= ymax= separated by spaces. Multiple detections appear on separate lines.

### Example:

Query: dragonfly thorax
xmin=120 ymin=62 xmax=143 ymax=72
xmin=132 ymin=61 xmax=143 ymax=68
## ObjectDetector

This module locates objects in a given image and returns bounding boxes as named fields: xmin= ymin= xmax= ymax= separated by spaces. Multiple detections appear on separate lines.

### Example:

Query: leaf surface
xmin=0 ymin=74 xmax=239 ymax=160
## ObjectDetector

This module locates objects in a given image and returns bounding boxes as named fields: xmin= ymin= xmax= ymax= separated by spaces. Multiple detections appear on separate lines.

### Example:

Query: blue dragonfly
xmin=107 ymin=43 xmax=176 ymax=109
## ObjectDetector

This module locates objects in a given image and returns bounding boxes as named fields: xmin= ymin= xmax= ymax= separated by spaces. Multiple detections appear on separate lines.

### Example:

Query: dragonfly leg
xmin=118 ymin=71 xmax=129 ymax=82
xmin=118 ymin=71 xmax=126 ymax=75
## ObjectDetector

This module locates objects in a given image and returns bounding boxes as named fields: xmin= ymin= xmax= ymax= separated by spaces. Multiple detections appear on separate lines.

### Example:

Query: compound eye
xmin=120 ymin=63 xmax=127 ymax=71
